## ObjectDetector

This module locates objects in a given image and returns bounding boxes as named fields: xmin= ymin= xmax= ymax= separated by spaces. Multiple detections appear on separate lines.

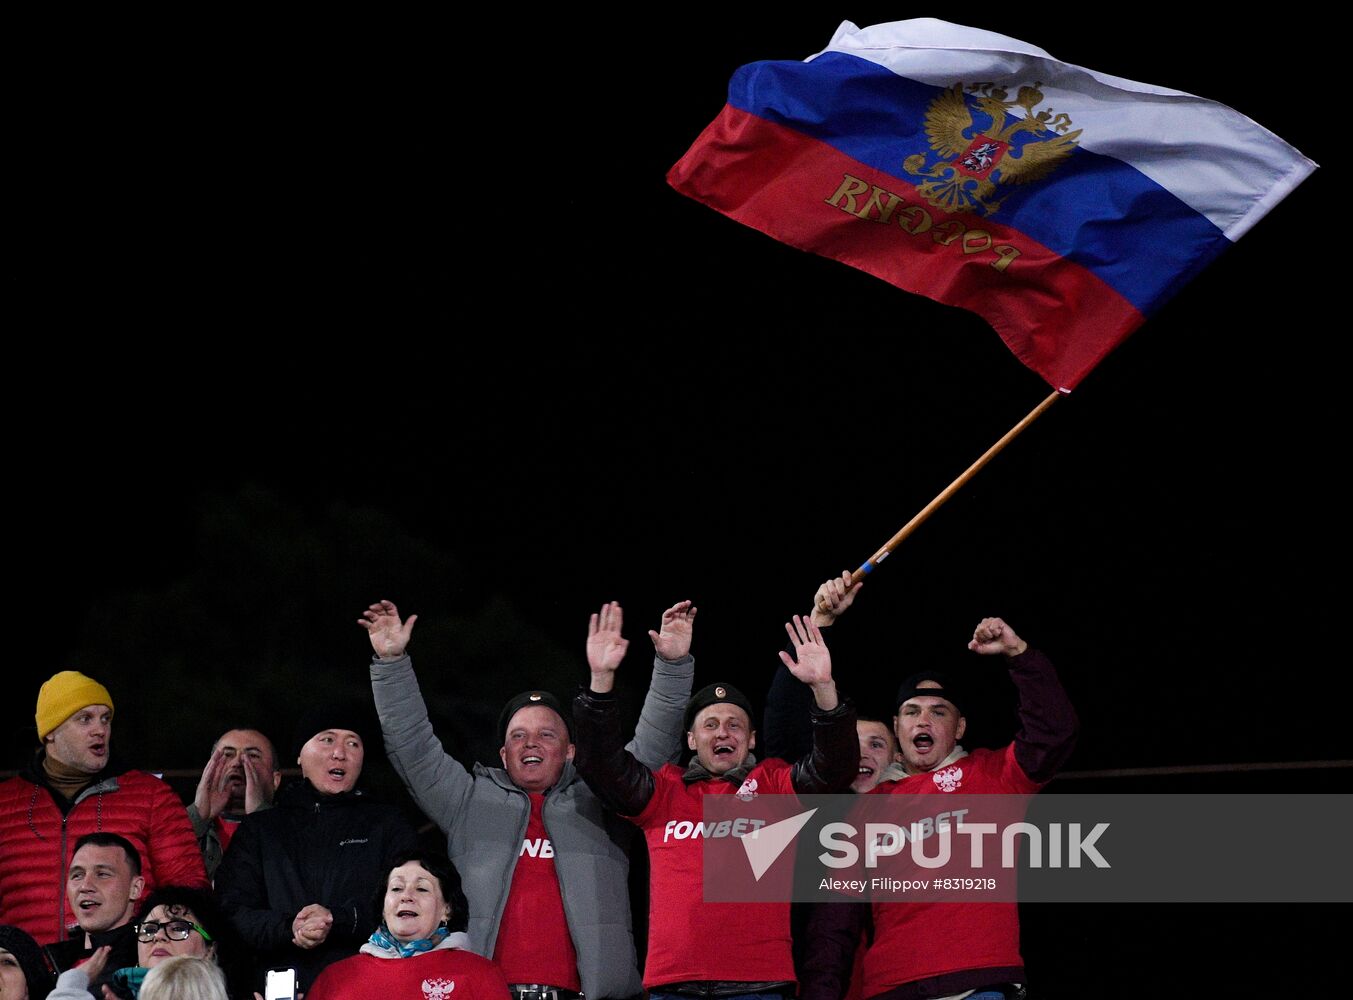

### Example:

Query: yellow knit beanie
xmin=36 ymin=671 xmax=115 ymax=740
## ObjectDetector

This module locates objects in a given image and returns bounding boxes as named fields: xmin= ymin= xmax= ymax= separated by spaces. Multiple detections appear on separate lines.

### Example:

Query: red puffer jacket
xmin=0 ymin=760 xmax=209 ymax=944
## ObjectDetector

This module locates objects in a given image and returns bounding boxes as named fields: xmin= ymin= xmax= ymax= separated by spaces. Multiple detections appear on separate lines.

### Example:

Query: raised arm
xmin=968 ymin=617 xmax=1079 ymax=783
xmin=628 ymin=600 xmax=697 ymax=769
xmin=778 ymin=615 xmax=858 ymax=794
xmin=360 ymin=600 xmax=474 ymax=834
xmin=812 ymin=571 xmax=863 ymax=628
xmin=572 ymin=602 xmax=657 ymax=816
xmin=765 ymin=573 xmax=862 ymax=761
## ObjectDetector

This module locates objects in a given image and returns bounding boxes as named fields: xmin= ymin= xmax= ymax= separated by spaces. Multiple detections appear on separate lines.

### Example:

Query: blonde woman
xmin=139 ymin=958 xmax=226 ymax=1000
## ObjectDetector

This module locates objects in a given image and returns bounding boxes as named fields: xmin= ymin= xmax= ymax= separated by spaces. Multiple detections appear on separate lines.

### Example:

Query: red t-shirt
xmin=492 ymin=793 xmax=581 ymax=990
xmin=864 ymin=744 xmax=1041 ymax=997
xmin=630 ymin=761 xmax=798 ymax=989
xmin=214 ymin=815 xmax=240 ymax=855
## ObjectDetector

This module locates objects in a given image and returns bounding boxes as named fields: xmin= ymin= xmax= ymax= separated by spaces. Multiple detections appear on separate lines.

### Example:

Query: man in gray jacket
xmin=361 ymin=598 xmax=695 ymax=1000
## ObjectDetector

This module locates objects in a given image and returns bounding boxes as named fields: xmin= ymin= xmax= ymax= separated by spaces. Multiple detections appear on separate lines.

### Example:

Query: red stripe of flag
xmin=668 ymin=105 xmax=1144 ymax=390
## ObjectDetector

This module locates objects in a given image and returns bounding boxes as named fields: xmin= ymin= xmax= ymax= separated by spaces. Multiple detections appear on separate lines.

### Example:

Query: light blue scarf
xmin=365 ymin=923 xmax=450 ymax=958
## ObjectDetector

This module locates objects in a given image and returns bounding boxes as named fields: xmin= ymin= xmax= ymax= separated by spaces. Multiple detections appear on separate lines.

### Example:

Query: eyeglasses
xmin=134 ymin=919 xmax=214 ymax=943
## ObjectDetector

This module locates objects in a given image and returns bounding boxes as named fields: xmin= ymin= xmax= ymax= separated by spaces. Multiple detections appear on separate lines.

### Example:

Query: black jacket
xmin=214 ymin=780 xmax=416 ymax=991
xmin=45 ymin=921 xmax=139 ymax=997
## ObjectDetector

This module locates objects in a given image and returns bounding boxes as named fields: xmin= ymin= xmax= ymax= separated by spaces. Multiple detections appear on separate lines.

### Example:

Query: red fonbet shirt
xmin=492 ymin=793 xmax=581 ymax=990
xmin=631 ymin=760 xmax=798 ymax=988
xmin=864 ymin=744 xmax=1040 ymax=996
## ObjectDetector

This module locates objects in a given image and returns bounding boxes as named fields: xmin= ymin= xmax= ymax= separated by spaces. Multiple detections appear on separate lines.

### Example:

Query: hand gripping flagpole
xmin=845 ymin=389 xmax=1064 ymax=588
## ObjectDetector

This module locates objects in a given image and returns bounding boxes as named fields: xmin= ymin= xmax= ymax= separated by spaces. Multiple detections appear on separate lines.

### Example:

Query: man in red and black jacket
xmin=573 ymin=609 xmax=858 ymax=1000
xmin=800 ymin=615 xmax=1078 ymax=1000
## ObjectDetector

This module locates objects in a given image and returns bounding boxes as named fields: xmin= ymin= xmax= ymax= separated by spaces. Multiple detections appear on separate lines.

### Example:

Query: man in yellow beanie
xmin=35 ymin=671 xmax=116 ymax=773
xmin=0 ymin=670 xmax=208 ymax=945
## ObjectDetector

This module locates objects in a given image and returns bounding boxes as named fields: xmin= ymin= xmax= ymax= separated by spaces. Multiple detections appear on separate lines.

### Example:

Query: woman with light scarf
xmin=307 ymin=852 xmax=508 ymax=999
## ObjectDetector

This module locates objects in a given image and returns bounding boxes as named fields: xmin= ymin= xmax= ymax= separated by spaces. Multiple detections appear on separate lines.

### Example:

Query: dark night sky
xmin=10 ymin=11 xmax=1342 ymax=768
xmin=8 ymin=13 xmax=1343 ymax=994
xmin=14 ymin=12 xmax=1336 ymax=774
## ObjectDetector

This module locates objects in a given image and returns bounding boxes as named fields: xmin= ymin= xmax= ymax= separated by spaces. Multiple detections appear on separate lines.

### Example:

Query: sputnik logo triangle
xmin=741 ymin=807 xmax=818 ymax=881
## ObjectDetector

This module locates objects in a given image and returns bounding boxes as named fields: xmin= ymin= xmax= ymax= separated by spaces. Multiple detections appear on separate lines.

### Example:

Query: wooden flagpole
xmin=847 ymin=389 xmax=1064 ymax=586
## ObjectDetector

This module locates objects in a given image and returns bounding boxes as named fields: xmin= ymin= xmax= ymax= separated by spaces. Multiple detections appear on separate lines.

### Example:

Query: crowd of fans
xmin=0 ymin=579 xmax=1075 ymax=1000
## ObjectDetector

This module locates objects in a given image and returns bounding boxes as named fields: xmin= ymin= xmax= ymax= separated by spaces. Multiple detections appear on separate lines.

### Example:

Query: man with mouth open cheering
xmin=187 ymin=727 xmax=283 ymax=880
xmin=801 ymin=614 xmax=1079 ymax=1000
xmin=571 ymin=612 xmax=858 ymax=999
xmin=42 ymin=832 xmax=145 ymax=986
xmin=214 ymin=706 xmax=418 ymax=992
xmin=363 ymin=597 xmax=693 ymax=1000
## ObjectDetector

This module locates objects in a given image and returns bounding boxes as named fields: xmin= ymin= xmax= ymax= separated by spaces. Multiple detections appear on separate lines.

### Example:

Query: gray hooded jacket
xmin=371 ymin=653 xmax=692 ymax=998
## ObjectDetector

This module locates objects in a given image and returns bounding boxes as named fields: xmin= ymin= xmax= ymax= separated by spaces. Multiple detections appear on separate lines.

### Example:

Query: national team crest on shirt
xmin=422 ymin=979 xmax=454 ymax=999
xmin=902 ymin=82 xmax=1082 ymax=217
xmin=735 ymin=777 xmax=759 ymax=801
xmin=932 ymin=766 xmax=963 ymax=792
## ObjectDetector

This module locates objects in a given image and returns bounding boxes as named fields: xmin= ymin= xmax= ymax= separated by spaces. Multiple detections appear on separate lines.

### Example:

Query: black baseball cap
xmin=498 ymin=690 xmax=572 ymax=743
xmin=894 ymin=670 xmax=966 ymax=717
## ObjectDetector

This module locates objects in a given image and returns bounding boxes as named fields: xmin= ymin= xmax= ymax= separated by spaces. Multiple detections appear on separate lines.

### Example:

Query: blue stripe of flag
xmin=727 ymin=52 xmax=1229 ymax=314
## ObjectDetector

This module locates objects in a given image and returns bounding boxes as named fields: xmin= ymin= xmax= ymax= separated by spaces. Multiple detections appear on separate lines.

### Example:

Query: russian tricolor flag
xmin=668 ymin=19 xmax=1315 ymax=390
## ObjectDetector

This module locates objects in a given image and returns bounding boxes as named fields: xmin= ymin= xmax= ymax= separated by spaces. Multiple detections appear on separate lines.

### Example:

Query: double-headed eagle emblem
xmin=903 ymin=82 xmax=1082 ymax=216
